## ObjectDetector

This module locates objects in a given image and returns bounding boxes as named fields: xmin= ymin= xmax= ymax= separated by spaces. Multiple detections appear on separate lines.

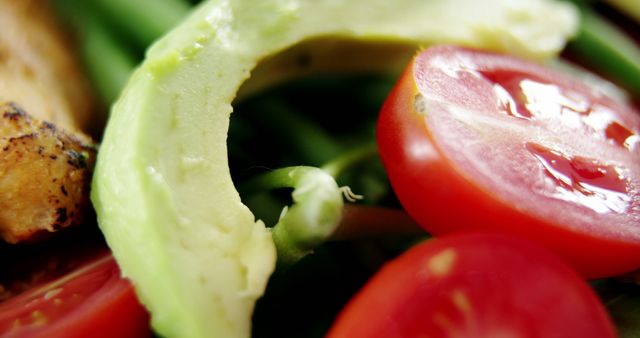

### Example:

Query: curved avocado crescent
xmin=91 ymin=0 xmax=577 ymax=337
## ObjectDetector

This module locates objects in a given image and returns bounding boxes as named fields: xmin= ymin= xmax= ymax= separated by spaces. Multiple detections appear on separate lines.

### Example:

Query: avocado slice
xmin=91 ymin=0 xmax=578 ymax=337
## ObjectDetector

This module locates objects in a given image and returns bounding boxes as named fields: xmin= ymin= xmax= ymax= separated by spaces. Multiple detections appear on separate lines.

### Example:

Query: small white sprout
xmin=278 ymin=205 xmax=289 ymax=221
xmin=339 ymin=186 xmax=363 ymax=202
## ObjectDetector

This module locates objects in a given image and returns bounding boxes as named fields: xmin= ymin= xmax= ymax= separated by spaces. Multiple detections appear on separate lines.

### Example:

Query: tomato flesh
xmin=377 ymin=45 xmax=640 ymax=278
xmin=327 ymin=233 xmax=617 ymax=338
xmin=0 ymin=251 xmax=150 ymax=338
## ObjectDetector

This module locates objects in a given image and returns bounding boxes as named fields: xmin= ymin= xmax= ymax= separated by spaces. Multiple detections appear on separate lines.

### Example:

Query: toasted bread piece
xmin=0 ymin=103 xmax=96 ymax=244
xmin=0 ymin=0 xmax=100 ymax=243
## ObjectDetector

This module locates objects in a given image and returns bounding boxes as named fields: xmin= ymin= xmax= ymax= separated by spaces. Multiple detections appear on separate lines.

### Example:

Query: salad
xmin=0 ymin=0 xmax=639 ymax=337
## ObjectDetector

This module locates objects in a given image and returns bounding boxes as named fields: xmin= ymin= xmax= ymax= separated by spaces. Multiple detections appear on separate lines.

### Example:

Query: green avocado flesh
xmin=91 ymin=0 xmax=577 ymax=337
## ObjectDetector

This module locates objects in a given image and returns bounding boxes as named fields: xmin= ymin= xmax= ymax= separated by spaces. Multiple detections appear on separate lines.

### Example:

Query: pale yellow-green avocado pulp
xmin=91 ymin=0 xmax=577 ymax=337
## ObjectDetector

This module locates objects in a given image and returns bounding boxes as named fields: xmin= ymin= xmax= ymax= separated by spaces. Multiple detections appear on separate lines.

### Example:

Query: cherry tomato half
xmin=0 ymin=251 xmax=150 ymax=338
xmin=327 ymin=233 xmax=616 ymax=338
xmin=376 ymin=45 xmax=640 ymax=278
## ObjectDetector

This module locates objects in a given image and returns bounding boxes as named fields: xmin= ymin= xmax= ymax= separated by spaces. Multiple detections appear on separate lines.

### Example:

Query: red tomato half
xmin=0 ymin=251 xmax=150 ymax=338
xmin=377 ymin=45 xmax=640 ymax=278
xmin=327 ymin=233 xmax=616 ymax=338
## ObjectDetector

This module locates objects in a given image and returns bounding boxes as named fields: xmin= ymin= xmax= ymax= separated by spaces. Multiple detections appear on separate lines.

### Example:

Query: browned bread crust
xmin=0 ymin=103 xmax=96 ymax=244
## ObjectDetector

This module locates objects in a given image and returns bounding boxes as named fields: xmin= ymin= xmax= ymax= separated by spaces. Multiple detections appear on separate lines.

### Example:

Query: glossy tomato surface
xmin=327 ymin=233 xmax=617 ymax=338
xmin=0 ymin=251 xmax=150 ymax=338
xmin=377 ymin=45 xmax=640 ymax=278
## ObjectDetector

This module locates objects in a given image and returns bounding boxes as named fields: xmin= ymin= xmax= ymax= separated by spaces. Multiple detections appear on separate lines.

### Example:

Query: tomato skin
xmin=327 ymin=233 xmax=617 ymax=338
xmin=376 ymin=46 xmax=640 ymax=278
xmin=0 ymin=252 xmax=150 ymax=338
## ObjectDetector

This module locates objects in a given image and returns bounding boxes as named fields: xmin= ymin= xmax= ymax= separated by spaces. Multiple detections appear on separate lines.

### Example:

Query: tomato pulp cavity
xmin=377 ymin=45 xmax=640 ymax=278
xmin=328 ymin=233 xmax=616 ymax=338
xmin=0 ymin=252 xmax=150 ymax=338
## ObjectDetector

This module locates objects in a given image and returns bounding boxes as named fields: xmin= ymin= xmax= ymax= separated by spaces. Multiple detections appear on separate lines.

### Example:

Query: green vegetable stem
xmin=242 ymin=166 xmax=345 ymax=266
xmin=50 ymin=0 xmax=193 ymax=106
xmin=567 ymin=4 xmax=640 ymax=97
xmin=51 ymin=0 xmax=138 ymax=106
xmin=91 ymin=0 xmax=192 ymax=48
xmin=239 ymin=142 xmax=390 ymax=267
xmin=249 ymin=98 xmax=345 ymax=166
xmin=321 ymin=143 xmax=378 ymax=178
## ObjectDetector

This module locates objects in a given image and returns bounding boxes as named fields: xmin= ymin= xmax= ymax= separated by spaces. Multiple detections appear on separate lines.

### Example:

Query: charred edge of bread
xmin=0 ymin=102 xmax=97 ymax=244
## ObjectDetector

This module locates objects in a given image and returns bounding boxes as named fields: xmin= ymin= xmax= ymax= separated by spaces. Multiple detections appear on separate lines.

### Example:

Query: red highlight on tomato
xmin=376 ymin=45 xmax=640 ymax=278
xmin=327 ymin=233 xmax=617 ymax=338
